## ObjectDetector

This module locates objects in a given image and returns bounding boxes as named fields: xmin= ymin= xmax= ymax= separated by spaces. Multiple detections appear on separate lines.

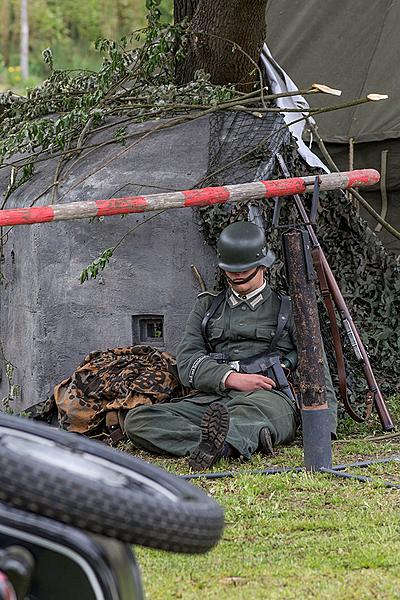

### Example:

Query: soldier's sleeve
xmin=287 ymin=302 xmax=338 ymax=436
xmin=176 ymin=295 xmax=233 ymax=394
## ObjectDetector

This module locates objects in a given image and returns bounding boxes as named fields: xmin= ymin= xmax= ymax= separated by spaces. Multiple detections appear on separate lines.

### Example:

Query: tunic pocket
xmin=208 ymin=325 xmax=224 ymax=341
xmin=256 ymin=326 xmax=275 ymax=341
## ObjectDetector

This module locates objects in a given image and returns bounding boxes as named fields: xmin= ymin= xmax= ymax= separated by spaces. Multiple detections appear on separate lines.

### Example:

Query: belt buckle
xmin=228 ymin=360 xmax=240 ymax=372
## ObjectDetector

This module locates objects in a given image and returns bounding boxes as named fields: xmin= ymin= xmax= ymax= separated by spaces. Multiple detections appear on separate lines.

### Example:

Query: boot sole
xmin=188 ymin=403 xmax=230 ymax=471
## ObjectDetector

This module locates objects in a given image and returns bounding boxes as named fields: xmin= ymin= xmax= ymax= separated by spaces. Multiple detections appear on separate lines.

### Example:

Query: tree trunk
xmin=1 ymin=0 xmax=10 ymax=67
xmin=174 ymin=0 xmax=200 ymax=24
xmin=175 ymin=0 xmax=267 ymax=89
xmin=20 ymin=0 xmax=29 ymax=80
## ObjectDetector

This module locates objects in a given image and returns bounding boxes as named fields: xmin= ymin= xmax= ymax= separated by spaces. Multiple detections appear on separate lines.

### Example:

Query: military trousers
xmin=124 ymin=389 xmax=299 ymax=460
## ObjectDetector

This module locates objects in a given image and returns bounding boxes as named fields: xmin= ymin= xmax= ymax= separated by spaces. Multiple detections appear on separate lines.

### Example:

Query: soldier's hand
xmin=225 ymin=372 xmax=276 ymax=392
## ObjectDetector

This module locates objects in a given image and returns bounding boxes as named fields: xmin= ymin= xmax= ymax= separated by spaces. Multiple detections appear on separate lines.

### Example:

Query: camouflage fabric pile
xmin=28 ymin=345 xmax=188 ymax=438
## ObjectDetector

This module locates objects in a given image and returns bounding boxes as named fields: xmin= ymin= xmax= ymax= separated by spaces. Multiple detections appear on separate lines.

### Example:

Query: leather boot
xmin=188 ymin=402 xmax=230 ymax=471
xmin=258 ymin=427 xmax=274 ymax=456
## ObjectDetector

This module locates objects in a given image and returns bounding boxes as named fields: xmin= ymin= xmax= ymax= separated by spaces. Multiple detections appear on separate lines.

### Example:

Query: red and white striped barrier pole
xmin=0 ymin=169 xmax=379 ymax=227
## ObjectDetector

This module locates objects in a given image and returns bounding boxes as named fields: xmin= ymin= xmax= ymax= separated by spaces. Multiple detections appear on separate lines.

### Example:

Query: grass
xmin=123 ymin=401 xmax=400 ymax=600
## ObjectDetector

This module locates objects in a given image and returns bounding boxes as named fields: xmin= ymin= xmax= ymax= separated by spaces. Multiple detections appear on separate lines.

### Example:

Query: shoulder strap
xmin=269 ymin=294 xmax=291 ymax=353
xmin=201 ymin=290 xmax=226 ymax=352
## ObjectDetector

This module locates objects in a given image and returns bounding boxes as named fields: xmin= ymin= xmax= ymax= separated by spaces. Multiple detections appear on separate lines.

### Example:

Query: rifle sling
xmin=311 ymin=247 xmax=372 ymax=422
xmin=270 ymin=294 xmax=291 ymax=353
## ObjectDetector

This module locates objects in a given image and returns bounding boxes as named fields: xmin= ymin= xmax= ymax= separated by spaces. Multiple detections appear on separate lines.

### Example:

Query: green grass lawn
xmin=127 ymin=407 xmax=400 ymax=600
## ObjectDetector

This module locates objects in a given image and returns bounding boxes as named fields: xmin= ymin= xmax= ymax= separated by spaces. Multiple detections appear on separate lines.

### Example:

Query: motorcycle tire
xmin=0 ymin=413 xmax=224 ymax=554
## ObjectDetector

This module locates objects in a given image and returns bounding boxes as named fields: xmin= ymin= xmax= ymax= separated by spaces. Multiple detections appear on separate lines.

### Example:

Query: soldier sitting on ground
xmin=124 ymin=221 xmax=337 ymax=470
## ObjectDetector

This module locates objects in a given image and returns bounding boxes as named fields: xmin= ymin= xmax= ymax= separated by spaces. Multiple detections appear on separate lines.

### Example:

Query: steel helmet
xmin=217 ymin=221 xmax=275 ymax=272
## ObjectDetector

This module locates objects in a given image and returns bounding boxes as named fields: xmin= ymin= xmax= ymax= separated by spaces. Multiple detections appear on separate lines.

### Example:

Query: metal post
xmin=283 ymin=229 xmax=332 ymax=471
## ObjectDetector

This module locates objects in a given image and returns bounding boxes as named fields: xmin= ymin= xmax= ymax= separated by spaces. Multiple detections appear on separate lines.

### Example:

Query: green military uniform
xmin=125 ymin=284 xmax=337 ymax=458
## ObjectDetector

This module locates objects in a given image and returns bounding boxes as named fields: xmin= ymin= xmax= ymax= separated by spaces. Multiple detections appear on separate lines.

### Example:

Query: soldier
xmin=125 ymin=221 xmax=337 ymax=470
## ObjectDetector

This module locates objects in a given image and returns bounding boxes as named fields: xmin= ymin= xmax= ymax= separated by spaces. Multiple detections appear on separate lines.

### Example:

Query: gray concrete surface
xmin=0 ymin=116 xmax=217 ymax=409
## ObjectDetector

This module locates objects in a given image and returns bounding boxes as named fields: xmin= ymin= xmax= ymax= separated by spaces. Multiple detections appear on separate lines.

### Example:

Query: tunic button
xmin=241 ymin=306 xmax=247 ymax=311
xmin=233 ymin=349 xmax=240 ymax=354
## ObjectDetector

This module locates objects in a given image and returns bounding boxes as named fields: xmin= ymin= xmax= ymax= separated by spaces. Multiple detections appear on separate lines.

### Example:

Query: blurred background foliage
xmin=0 ymin=0 xmax=173 ymax=91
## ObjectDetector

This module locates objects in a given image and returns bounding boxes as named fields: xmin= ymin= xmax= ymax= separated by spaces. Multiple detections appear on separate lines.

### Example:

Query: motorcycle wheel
xmin=0 ymin=413 xmax=223 ymax=554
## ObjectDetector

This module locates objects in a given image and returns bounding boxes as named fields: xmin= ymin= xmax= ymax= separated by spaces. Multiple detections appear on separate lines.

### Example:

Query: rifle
xmin=276 ymin=153 xmax=394 ymax=432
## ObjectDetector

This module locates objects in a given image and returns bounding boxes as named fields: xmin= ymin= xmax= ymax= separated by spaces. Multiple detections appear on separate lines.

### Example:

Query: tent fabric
xmin=313 ymin=140 xmax=400 ymax=255
xmin=266 ymin=0 xmax=400 ymax=143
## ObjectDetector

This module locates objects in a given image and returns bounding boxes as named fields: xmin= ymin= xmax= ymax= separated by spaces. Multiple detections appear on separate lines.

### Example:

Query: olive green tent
xmin=266 ymin=0 xmax=400 ymax=255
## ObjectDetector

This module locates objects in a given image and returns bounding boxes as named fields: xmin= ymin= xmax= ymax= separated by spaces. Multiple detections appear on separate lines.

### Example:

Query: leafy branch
xmin=79 ymin=247 xmax=114 ymax=283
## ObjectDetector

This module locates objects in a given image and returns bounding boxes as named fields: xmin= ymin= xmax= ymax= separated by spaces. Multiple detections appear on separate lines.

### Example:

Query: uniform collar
xmin=227 ymin=282 xmax=272 ymax=310
xmin=231 ymin=280 xmax=266 ymax=300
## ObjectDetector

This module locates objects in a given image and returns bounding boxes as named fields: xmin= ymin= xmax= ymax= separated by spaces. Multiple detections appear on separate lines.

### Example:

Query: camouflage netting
xmin=198 ymin=110 xmax=400 ymax=415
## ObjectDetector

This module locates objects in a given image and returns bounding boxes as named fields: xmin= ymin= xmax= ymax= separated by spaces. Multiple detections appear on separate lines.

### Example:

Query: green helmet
xmin=217 ymin=221 xmax=275 ymax=272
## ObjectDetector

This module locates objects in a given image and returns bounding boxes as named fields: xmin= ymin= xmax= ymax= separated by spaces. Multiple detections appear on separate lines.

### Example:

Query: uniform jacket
xmin=176 ymin=284 xmax=337 ymax=433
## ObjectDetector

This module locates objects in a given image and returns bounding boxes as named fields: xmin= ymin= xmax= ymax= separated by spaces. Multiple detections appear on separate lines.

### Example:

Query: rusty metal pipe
xmin=283 ymin=229 xmax=332 ymax=471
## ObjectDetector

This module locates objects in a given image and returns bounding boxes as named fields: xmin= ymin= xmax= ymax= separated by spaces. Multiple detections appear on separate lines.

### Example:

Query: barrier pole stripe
xmin=96 ymin=196 xmax=148 ymax=216
xmin=348 ymin=170 xmax=379 ymax=187
xmin=183 ymin=187 xmax=231 ymax=206
xmin=0 ymin=169 xmax=380 ymax=227
xmin=53 ymin=201 xmax=99 ymax=220
xmin=0 ymin=205 xmax=55 ymax=226
xmin=262 ymin=178 xmax=307 ymax=197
